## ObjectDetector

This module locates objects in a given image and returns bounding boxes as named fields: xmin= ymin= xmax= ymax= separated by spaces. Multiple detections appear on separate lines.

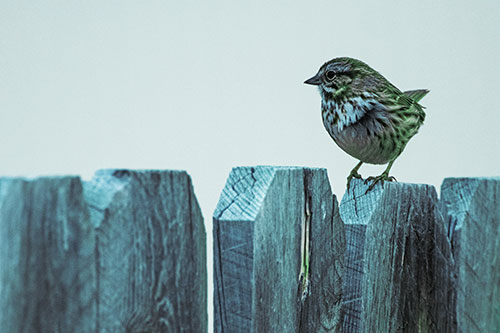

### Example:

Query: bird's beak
xmin=304 ymin=73 xmax=321 ymax=85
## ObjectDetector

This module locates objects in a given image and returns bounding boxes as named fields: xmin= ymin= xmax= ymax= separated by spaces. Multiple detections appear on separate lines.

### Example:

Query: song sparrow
xmin=305 ymin=57 xmax=429 ymax=192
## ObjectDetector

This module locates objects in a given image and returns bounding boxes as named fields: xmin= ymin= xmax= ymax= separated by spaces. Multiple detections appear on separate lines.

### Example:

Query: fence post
xmin=213 ymin=166 xmax=344 ymax=332
xmin=441 ymin=177 xmax=500 ymax=332
xmin=0 ymin=169 xmax=207 ymax=332
xmin=0 ymin=177 xmax=96 ymax=332
xmin=339 ymin=179 xmax=454 ymax=332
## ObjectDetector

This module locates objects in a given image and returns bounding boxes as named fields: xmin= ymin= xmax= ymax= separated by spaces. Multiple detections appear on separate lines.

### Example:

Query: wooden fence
xmin=0 ymin=167 xmax=498 ymax=332
xmin=0 ymin=170 xmax=206 ymax=332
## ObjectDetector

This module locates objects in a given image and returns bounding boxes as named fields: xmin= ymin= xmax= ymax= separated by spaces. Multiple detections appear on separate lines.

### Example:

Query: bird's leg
xmin=347 ymin=161 xmax=363 ymax=191
xmin=364 ymin=160 xmax=397 ymax=193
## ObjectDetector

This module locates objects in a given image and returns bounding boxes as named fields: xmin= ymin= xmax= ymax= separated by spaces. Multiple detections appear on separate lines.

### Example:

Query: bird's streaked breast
xmin=322 ymin=98 xmax=398 ymax=164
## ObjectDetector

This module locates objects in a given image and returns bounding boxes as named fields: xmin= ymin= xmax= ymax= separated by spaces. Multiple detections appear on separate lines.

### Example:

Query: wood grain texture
xmin=441 ymin=177 xmax=500 ymax=332
xmin=0 ymin=177 xmax=96 ymax=332
xmin=340 ymin=179 xmax=454 ymax=332
xmin=0 ymin=170 xmax=207 ymax=333
xmin=87 ymin=170 xmax=207 ymax=332
xmin=213 ymin=166 xmax=344 ymax=332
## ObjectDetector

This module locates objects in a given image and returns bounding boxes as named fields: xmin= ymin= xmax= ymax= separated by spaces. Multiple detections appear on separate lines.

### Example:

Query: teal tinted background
xmin=2 ymin=1 xmax=500 ymax=327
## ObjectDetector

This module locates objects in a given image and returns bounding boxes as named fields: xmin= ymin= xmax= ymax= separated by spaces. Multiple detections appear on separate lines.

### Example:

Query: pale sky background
xmin=2 ymin=0 xmax=500 ymax=328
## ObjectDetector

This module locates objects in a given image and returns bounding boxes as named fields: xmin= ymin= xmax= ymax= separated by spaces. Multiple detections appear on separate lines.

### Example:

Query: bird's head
xmin=305 ymin=57 xmax=381 ymax=101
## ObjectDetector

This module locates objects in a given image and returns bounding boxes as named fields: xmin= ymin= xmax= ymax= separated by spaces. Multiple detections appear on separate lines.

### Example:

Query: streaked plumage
xmin=305 ymin=57 xmax=429 ymax=191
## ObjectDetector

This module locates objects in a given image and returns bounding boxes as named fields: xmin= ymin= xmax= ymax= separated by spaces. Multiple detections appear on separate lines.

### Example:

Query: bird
xmin=304 ymin=57 xmax=429 ymax=192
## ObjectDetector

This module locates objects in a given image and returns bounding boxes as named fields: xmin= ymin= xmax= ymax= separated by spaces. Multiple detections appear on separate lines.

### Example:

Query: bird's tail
xmin=404 ymin=89 xmax=429 ymax=102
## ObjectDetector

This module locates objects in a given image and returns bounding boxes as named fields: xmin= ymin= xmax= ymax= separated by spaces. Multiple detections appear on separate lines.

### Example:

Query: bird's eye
xmin=325 ymin=71 xmax=336 ymax=81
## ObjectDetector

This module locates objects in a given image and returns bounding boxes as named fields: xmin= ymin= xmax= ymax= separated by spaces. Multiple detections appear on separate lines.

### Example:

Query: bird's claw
xmin=364 ymin=173 xmax=397 ymax=193
xmin=346 ymin=171 xmax=363 ymax=192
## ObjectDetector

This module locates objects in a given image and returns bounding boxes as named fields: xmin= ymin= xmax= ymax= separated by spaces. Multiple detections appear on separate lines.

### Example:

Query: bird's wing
xmin=379 ymin=85 xmax=426 ymax=122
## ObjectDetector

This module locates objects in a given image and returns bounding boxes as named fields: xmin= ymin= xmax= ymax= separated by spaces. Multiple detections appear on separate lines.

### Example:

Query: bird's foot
xmin=346 ymin=170 xmax=363 ymax=192
xmin=364 ymin=173 xmax=397 ymax=193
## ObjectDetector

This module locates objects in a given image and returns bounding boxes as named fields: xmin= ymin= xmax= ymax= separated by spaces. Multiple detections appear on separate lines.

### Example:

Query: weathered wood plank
xmin=0 ymin=177 xmax=96 ymax=332
xmin=0 ymin=170 xmax=207 ymax=332
xmin=213 ymin=166 xmax=344 ymax=332
xmin=85 ymin=169 xmax=207 ymax=332
xmin=340 ymin=179 xmax=454 ymax=332
xmin=440 ymin=177 xmax=500 ymax=332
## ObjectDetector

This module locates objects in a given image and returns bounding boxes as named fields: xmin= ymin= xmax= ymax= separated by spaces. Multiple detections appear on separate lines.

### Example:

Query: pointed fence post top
xmin=339 ymin=178 xmax=438 ymax=224
xmin=213 ymin=166 xmax=330 ymax=222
